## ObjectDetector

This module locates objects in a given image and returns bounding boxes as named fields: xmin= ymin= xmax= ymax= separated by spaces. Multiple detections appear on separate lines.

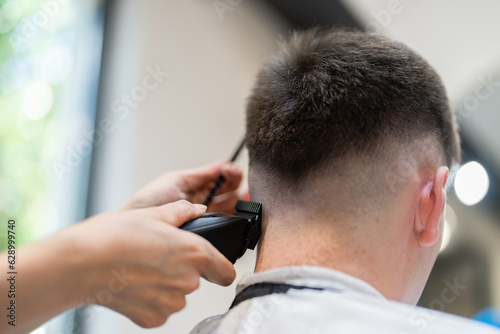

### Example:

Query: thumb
xmin=198 ymin=241 xmax=237 ymax=286
xmin=156 ymin=200 xmax=207 ymax=227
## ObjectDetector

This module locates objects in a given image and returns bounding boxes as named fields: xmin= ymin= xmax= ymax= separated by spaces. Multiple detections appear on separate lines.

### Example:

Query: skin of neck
xmin=252 ymin=164 xmax=448 ymax=305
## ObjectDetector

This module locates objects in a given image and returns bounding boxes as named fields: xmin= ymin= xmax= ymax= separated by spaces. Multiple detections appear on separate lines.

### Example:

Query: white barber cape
xmin=190 ymin=266 xmax=499 ymax=334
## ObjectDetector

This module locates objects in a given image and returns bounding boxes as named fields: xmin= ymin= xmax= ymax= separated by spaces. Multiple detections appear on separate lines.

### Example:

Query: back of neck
xmin=254 ymin=216 xmax=408 ymax=302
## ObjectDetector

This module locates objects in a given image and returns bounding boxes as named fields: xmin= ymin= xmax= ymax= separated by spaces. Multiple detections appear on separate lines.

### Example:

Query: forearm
xmin=0 ymin=197 xmax=236 ymax=332
xmin=1 ymin=230 xmax=91 ymax=333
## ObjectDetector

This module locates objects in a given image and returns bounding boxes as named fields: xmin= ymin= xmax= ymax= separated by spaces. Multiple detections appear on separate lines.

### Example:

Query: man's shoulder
xmin=190 ymin=267 xmax=499 ymax=334
xmin=273 ymin=287 xmax=499 ymax=333
xmin=190 ymin=287 xmax=499 ymax=334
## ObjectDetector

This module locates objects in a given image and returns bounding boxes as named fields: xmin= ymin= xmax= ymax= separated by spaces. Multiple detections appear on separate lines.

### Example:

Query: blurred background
xmin=0 ymin=0 xmax=499 ymax=333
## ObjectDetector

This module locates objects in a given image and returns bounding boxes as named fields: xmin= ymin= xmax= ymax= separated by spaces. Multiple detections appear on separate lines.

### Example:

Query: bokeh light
xmin=454 ymin=161 xmax=489 ymax=206
xmin=0 ymin=0 xmax=76 ymax=252
xmin=474 ymin=307 xmax=500 ymax=328
xmin=22 ymin=81 xmax=53 ymax=120
xmin=35 ymin=44 xmax=73 ymax=83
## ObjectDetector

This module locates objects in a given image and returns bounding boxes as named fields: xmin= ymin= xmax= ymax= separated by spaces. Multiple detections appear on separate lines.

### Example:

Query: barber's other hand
xmin=124 ymin=160 xmax=246 ymax=213
xmin=60 ymin=200 xmax=236 ymax=328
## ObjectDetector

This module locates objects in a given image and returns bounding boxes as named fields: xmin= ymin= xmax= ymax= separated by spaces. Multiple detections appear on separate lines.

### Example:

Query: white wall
xmin=341 ymin=0 xmax=500 ymax=99
xmin=85 ymin=1 xmax=288 ymax=333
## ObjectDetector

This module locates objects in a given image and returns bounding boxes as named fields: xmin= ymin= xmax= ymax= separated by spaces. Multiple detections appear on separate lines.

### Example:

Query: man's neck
xmin=254 ymin=215 xmax=413 ymax=303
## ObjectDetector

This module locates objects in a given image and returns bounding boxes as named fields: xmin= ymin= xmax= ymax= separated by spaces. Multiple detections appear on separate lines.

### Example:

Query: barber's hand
xmin=124 ymin=160 xmax=247 ymax=213
xmin=79 ymin=201 xmax=236 ymax=327
xmin=17 ymin=200 xmax=236 ymax=332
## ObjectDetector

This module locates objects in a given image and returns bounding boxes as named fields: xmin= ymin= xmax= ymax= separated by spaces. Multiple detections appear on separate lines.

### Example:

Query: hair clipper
xmin=180 ymin=200 xmax=262 ymax=264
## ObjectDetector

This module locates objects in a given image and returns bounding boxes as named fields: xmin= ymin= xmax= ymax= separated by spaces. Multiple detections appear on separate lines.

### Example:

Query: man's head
xmin=245 ymin=28 xmax=460 ymax=303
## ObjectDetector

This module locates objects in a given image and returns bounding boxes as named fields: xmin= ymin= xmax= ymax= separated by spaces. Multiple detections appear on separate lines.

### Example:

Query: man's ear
xmin=415 ymin=166 xmax=449 ymax=246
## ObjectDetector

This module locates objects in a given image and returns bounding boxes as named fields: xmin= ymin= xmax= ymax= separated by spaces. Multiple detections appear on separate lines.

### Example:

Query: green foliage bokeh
xmin=0 ymin=0 xmax=75 ymax=251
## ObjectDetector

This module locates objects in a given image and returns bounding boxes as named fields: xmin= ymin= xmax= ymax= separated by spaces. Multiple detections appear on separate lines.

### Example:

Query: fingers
xmin=179 ymin=161 xmax=243 ymax=199
xmin=123 ymin=161 xmax=227 ymax=210
xmin=124 ymin=161 xmax=244 ymax=211
xmin=207 ymin=186 xmax=250 ymax=213
xmin=178 ymin=160 xmax=228 ymax=191
xmin=156 ymin=200 xmax=207 ymax=227
xmin=155 ymin=201 xmax=236 ymax=285
xmin=123 ymin=174 xmax=181 ymax=210
xmin=217 ymin=163 xmax=243 ymax=196
xmin=203 ymin=163 xmax=243 ymax=212
xmin=207 ymin=190 xmax=239 ymax=213
xmin=197 ymin=241 xmax=236 ymax=286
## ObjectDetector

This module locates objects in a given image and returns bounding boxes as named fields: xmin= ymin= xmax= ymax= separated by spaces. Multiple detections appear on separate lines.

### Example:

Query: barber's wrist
xmin=45 ymin=226 xmax=96 ymax=307
xmin=56 ymin=221 xmax=112 ymax=306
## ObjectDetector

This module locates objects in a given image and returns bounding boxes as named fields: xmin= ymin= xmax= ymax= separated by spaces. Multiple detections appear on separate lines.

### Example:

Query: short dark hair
xmin=246 ymin=27 xmax=460 ymax=186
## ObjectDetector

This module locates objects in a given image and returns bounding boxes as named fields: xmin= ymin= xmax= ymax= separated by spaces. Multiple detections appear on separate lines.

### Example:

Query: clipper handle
xmin=180 ymin=201 xmax=262 ymax=264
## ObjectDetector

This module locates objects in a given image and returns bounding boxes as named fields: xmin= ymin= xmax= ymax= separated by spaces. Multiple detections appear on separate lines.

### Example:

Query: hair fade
xmin=246 ymin=27 xmax=461 ymax=185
